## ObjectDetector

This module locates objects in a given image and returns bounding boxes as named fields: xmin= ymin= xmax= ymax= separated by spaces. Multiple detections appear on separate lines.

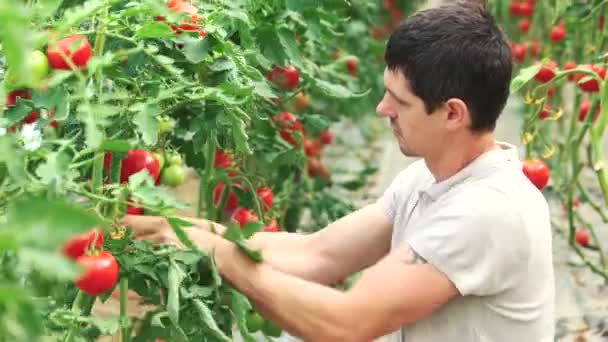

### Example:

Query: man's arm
xmin=126 ymin=202 xmax=392 ymax=286
xmin=212 ymin=235 xmax=459 ymax=341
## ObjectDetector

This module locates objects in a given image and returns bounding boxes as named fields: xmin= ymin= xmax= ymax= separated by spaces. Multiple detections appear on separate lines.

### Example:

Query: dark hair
xmin=385 ymin=1 xmax=512 ymax=132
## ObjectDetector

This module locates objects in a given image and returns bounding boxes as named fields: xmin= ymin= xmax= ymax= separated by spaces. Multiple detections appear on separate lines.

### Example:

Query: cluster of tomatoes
xmin=212 ymin=150 xmax=280 ymax=232
xmin=154 ymin=0 xmax=206 ymax=38
xmin=3 ymin=35 xmax=92 ymax=130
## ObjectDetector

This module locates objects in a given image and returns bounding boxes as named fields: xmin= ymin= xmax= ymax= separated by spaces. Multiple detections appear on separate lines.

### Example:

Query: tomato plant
xmin=0 ymin=0 xmax=423 ymax=340
xmin=490 ymin=0 xmax=608 ymax=282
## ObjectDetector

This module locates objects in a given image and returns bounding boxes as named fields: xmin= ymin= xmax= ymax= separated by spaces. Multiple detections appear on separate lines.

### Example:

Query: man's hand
xmin=120 ymin=215 xmax=224 ymax=251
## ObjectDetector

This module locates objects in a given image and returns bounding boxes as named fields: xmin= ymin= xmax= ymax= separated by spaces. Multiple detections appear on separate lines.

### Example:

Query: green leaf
xmin=277 ymin=28 xmax=303 ymax=67
xmin=34 ymin=0 xmax=63 ymax=19
xmin=182 ymin=36 xmax=212 ymax=64
xmin=167 ymin=260 xmax=185 ymax=326
xmin=229 ymin=289 xmax=256 ymax=342
xmin=234 ymin=240 xmax=263 ymax=262
xmin=167 ymin=217 xmax=198 ymax=250
xmin=193 ymin=299 xmax=231 ymax=342
xmin=6 ymin=195 xmax=103 ymax=250
xmin=510 ymin=64 xmax=542 ymax=93
xmin=18 ymin=248 xmax=79 ymax=281
xmin=35 ymin=151 xmax=72 ymax=190
xmin=100 ymin=139 xmax=132 ymax=152
xmin=0 ymin=136 xmax=27 ymax=184
xmin=134 ymin=104 xmax=160 ymax=146
xmin=136 ymin=22 xmax=177 ymax=39
xmin=241 ymin=222 xmax=263 ymax=239
xmin=87 ymin=316 xmax=121 ymax=334
xmin=229 ymin=109 xmax=252 ymax=155
xmin=314 ymin=79 xmax=368 ymax=98
xmin=151 ymin=311 xmax=169 ymax=328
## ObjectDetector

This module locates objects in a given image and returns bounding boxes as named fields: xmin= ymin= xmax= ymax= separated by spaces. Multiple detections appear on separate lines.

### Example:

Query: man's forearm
xmin=212 ymin=236 xmax=359 ymax=341
xmin=186 ymin=216 xmax=342 ymax=285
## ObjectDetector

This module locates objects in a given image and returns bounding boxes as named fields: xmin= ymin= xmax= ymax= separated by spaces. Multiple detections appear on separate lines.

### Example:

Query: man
xmin=123 ymin=2 xmax=555 ymax=341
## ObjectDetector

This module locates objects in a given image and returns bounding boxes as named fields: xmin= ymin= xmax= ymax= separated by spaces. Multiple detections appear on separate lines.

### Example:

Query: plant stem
xmin=120 ymin=277 xmax=130 ymax=342
xmin=198 ymin=134 xmax=217 ymax=218
xmin=63 ymin=291 xmax=85 ymax=342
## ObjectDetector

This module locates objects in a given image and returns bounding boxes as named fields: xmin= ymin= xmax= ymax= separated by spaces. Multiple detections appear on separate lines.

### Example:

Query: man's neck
xmin=425 ymin=133 xmax=498 ymax=182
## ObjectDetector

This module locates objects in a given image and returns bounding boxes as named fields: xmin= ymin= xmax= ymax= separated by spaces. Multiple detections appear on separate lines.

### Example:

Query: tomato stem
xmin=198 ymin=133 xmax=216 ymax=218
xmin=63 ymin=291 xmax=85 ymax=341
xmin=119 ymin=277 xmax=130 ymax=342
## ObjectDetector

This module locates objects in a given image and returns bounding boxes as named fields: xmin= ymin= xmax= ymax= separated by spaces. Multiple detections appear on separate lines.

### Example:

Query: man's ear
xmin=444 ymin=98 xmax=470 ymax=131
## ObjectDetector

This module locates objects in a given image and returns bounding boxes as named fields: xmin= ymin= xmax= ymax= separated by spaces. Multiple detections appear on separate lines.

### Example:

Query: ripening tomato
xmin=231 ymin=207 xmax=259 ymax=228
xmin=273 ymin=112 xmax=303 ymax=146
xmin=62 ymin=229 xmax=104 ymax=260
xmin=266 ymin=65 xmax=300 ymax=90
xmin=534 ymin=60 xmax=557 ymax=83
xmin=256 ymin=187 xmax=273 ymax=211
xmin=75 ymin=251 xmax=119 ymax=296
xmin=522 ymin=159 xmax=550 ymax=190
xmin=528 ymin=40 xmax=541 ymax=57
xmin=509 ymin=2 xmax=522 ymax=16
xmin=547 ymin=85 xmax=555 ymax=98
xmin=303 ymin=139 xmax=321 ymax=157
xmin=293 ymin=92 xmax=309 ymax=111
xmin=575 ymin=229 xmax=589 ymax=247
xmin=307 ymin=157 xmax=330 ymax=178
xmin=47 ymin=35 xmax=92 ymax=70
xmin=519 ymin=2 xmax=534 ymax=16
xmin=120 ymin=149 xmax=161 ymax=184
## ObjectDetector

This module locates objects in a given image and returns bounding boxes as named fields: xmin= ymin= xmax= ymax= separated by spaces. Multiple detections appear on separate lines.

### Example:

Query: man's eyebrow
xmin=384 ymin=87 xmax=409 ymax=104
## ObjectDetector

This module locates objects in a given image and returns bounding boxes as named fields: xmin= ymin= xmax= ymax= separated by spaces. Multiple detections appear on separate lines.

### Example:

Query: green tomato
xmin=30 ymin=50 xmax=49 ymax=82
xmin=161 ymin=164 xmax=185 ymax=187
xmin=246 ymin=312 xmax=264 ymax=333
xmin=158 ymin=116 xmax=175 ymax=135
xmin=262 ymin=319 xmax=282 ymax=338
xmin=153 ymin=151 xmax=165 ymax=170
xmin=166 ymin=152 xmax=182 ymax=166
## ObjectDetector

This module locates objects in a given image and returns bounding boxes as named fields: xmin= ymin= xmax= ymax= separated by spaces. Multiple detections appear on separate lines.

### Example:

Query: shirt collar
xmin=421 ymin=141 xmax=519 ymax=201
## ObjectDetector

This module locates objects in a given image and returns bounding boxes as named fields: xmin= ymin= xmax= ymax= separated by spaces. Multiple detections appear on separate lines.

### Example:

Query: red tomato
xmin=120 ymin=150 xmax=161 ymax=184
xmin=264 ymin=219 xmax=280 ymax=232
xmin=47 ymin=35 xmax=92 ymax=70
xmin=256 ymin=187 xmax=274 ymax=211
xmin=266 ymin=65 xmax=300 ymax=90
xmin=547 ymin=86 xmax=555 ymax=98
xmin=75 ymin=251 xmax=119 ymax=296
xmin=576 ymin=64 xmax=606 ymax=93
xmin=509 ymin=2 xmax=522 ymax=16
xmin=599 ymin=16 xmax=605 ymax=30
xmin=319 ymin=129 xmax=333 ymax=145
xmin=6 ymin=89 xmax=31 ymax=107
xmin=274 ymin=112 xmax=303 ymax=146
xmin=578 ymin=100 xmax=600 ymax=123
xmin=62 ymin=229 xmax=104 ymax=260
xmin=127 ymin=206 xmax=144 ymax=215
xmin=563 ymin=61 xmax=577 ymax=81
xmin=213 ymin=182 xmax=240 ymax=212
xmin=518 ymin=19 xmax=531 ymax=33
xmin=522 ymin=159 xmax=550 ymax=190
xmin=23 ymin=111 xmax=39 ymax=124
xmin=214 ymin=150 xmax=232 ymax=169
xmin=370 ymin=27 xmax=385 ymax=40
xmin=534 ymin=60 xmax=557 ymax=83
xmin=575 ymin=229 xmax=589 ymax=247
xmin=519 ymin=2 xmax=534 ymax=16
xmin=511 ymin=44 xmax=527 ymax=62
xmin=345 ymin=57 xmax=358 ymax=76
xmin=549 ymin=25 xmax=566 ymax=43
xmin=231 ymin=207 xmax=259 ymax=228
xmin=538 ymin=104 xmax=551 ymax=120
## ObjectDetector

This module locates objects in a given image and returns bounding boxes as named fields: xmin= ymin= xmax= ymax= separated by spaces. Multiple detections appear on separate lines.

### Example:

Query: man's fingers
xmin=120 ymin=215 xmax=168 ymax=236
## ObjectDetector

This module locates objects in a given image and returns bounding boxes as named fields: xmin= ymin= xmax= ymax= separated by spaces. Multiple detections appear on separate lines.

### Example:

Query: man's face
xmin=376 ymin=68 xmax=446 ymax=158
